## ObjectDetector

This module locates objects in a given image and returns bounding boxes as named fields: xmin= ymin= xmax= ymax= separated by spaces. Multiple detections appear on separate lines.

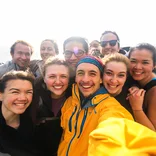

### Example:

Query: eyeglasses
xmin=100 ymin=40 xmax=119 ymax=47
xmin=64 ymin=50 xmax=85 ymax=58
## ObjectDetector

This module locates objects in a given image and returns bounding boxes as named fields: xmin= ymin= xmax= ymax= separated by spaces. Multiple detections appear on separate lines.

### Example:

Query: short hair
xmin=128 ymin=43 xmax=156 ymax=66
xmin=41 ymin=39 xmax=59 ymax=54
xmin=63 ymin=36 xmax=89 ymax=54
xmin=10 ymin=40 xmax=34 ymax=55
xmin=100 ymin=31 xmax=120 ymax=47
xmin=42 ymin=56 xmax=73 ymax=78
xmin=90 ymin=40 xmax=100 ymax=47
xmin=102 ymin=53 xmax=130 ymax=72
xmin=0 ymin=70 xmax=35 ymax=93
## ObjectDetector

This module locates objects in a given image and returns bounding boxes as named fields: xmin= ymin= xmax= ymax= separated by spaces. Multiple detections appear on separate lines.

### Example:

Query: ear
xmin=100 ymin=78 xmax=102 ymax=84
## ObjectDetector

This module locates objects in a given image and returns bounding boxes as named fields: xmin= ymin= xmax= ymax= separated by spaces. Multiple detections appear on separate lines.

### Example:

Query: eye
xmin=11 ymin=91 xmax=19 ymax=94
xmin=77 ymin=72 xmax=84 ymax=76
xmin=25 ymin=53 xmax=31 ymax=57
xmin=61 ymin=75 xmax=68 ymax=79
xmin=130 ymin=60 xmax=136 ymax=63
xmin=142 ymin=61 xmax=149 ymax=64
xmin=47 ymin=48 xmax=53 ymax=51
xmin=49 ymin=75 xmax=56 ymax=79
xmin=90 ymin=72 xmax=96 ymax=76
xmin=27 ymin=91 xmax=33 ymax=94
xmin=118 ymin=74 xmax=126 ymax=78
xmin=105 ymin=71 xmax=112 ymax=76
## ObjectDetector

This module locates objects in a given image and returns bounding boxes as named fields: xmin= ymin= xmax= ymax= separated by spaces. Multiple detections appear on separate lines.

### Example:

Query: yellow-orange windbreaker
xmin=88 ymin=118 xmax=156 ymax=156
xmin=58 ymin=84 xmax=134 ymax=156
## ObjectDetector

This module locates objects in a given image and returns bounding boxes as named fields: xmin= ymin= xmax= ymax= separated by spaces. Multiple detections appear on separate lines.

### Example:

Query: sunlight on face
xmin=0 ymin=80 xmax=33 ymax=115
xmin=76 ymin=63 xmax=102 ymax=97
xmin=103 ymin=61 xmax=127 ymax=96
xmin=44 ymin=64 xmax=69 ymax=99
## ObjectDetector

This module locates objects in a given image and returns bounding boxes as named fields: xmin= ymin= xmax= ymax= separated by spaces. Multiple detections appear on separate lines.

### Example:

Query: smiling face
xmin=0 ymin=79 xmax=33 ymax=115
xmin=129 ymin=49 xmax=155 ymax=86
xmin=76 ymin=63 xmax=102 ymax=97
xmin=40 ymin=40 xmax=56 ymax=61
xmin=11 ymin=43 xmax=31 ymax=69
xmin=103 ymin=61 xmax=127 ymax=96
xmin=44 ymin=64 xmax=69 ymax=99
xmin=100 ymin=33 xmax=120 ymax=56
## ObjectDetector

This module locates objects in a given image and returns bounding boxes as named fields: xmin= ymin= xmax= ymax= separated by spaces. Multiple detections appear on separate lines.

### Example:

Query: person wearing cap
xmin=58 ymin=56 xmax=133 ymax=156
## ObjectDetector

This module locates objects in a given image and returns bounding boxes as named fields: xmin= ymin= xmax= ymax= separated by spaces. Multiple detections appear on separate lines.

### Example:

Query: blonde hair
xmin=102 ymin=53 xmax=130 ymax=72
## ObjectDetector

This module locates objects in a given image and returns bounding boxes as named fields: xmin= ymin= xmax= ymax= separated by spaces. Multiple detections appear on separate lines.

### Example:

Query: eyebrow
xmin=9 ymin=88 xmax=33 ymax=91
xmin=105 ymin=69 xmax=126 ymax=73
xmin=130 ymin=58 xmax=150 ymax=61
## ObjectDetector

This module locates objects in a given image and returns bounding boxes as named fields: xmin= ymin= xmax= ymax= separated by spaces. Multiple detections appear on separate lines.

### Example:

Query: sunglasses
xmin=100 ymin=40 xmax=119 ymax=47
xmin=64 ymin=50 xmax=85 ymax=59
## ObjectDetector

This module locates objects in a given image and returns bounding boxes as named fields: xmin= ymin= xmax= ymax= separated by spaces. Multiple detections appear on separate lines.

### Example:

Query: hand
xmin=128 ymin=89 xmax=146 ymax=111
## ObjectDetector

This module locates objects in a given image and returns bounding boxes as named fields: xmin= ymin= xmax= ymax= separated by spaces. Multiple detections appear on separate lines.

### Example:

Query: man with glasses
xmin=100 ymin=31 xmax=126 ymax=56
xmin=63 ymin=36 xmax=88 ymax=70
xmin=0 ymin=40 xmax=34 ymax=77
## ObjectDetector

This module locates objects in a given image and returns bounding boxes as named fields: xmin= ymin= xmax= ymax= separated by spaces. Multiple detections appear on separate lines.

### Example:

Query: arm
xmin=88 ymin=118 xmax=156 ymax=155
xmin=128 ymin=88 xmax=156 ymax=131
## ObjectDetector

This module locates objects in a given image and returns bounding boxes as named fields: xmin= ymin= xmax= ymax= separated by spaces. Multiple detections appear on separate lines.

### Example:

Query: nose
xmin=82 ymin=74 xmax=90 ymax=82
xmin=18 ymin=93 xmax=27 ymax=100
xmin=134 ymin=63 xmax=142 ymax=69
xmin=55 ymin=76 xmax=61 ymax=84
xmin=104 ymin=42 xmax=112 ymax=48
xmin=21 ymin=54 xmax=27 ymax=60
xmin=110 ymin=75 xmax=117 ymax=83
xmin=70 ymin=53 xmax=77 ymax=60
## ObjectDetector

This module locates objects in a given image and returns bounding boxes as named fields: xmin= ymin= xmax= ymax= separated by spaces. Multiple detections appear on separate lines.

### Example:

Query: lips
xmin=53 ymin=86 xmax=63 ymax=89
xmin=108 ymin=84 xmax=118 ymax=89
xmin=14 ymin=103 xmax=27 ymax=109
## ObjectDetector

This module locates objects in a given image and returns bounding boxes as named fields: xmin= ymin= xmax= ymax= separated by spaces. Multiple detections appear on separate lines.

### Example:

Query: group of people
xmin=0 ymin=30 xmax=156 ymax=156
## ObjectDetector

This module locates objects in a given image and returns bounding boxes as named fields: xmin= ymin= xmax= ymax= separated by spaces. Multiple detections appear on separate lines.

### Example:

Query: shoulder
xmin=0 ymin=61 xmax=14 ymax=77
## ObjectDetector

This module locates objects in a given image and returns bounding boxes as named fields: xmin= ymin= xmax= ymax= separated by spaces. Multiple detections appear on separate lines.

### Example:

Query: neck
xmin=51 ymin=92 xmax=65 ymax=99
xmin=1 ymin=104 xmax=20 ymax=128
xmin=139 ymin=73 xmax=155 ymax=87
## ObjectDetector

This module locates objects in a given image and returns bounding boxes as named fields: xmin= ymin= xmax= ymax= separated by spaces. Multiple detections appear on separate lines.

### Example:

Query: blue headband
xmin=76 ymin=56 xmax=103 ymax=74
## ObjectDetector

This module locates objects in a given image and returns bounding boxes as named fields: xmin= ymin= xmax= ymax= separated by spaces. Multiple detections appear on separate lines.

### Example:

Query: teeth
xmin=53 ymin=86 xmax=62 ymax=89
xmin=134 ymin=72 xmax=142 ymax=75
xmin=82 ymin=85 xmax=91 ymax=89
xmin=109 ymin=85 xmax=117 ymax=88
xmin=16 ymin=104 xmax=25 ymax=106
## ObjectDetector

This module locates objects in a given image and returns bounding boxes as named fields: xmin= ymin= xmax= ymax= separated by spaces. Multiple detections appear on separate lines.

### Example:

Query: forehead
xmin=130 ymin=49 xmax=153 ymax=60
xmin=101 ymin=33 xmax=117 ymax=41
xmin=41 ymin=41 xmax=54 ymax=47
xmin=14 ymin=43 xmax=31 ymax=52
xmin=65 ymin=41 xmax=84 ymax=50
xmin=76 ymin=63 xmax=100 ymax=72
xmin=5 ymin=79 xmax=32 ymax=90
xmin=45 ymin=64 xmax=69 ymax=74
xmin=105 ymin=61 xmax=127 ymax=72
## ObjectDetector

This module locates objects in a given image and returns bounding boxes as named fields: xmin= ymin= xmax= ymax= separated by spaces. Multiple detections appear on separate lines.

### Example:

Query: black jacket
xmin=0 ymin=103 xmax=40 ymax=156
xmin=32 ymin=78 xmax=72 ymax=156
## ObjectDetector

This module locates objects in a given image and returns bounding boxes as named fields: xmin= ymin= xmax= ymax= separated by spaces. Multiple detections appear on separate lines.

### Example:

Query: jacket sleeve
xmin=88 ymin=118 xmax=156 ymax=156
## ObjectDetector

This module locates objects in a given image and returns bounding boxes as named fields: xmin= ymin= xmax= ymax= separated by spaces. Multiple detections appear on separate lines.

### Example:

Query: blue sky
xmin=0 ymin=0 xmax=156 ymax=62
